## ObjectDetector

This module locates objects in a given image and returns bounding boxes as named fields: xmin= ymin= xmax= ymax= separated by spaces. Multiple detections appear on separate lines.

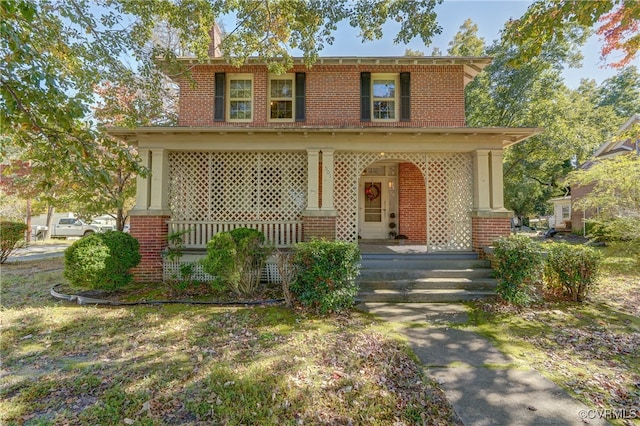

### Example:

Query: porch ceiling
xmin=108 ymin=126 xmax=542 ymax=151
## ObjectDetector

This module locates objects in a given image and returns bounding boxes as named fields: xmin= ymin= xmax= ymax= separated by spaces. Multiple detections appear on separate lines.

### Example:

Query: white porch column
xmin=473 ymin=149 xmax=491 ymax=211
xmin=133 ymin=148 xmax=150 ymax=211
xmin=148 ymin=149 xmax=170 ymax=213
xmin=306 ymin=148 xmax=320 ymax=211
xmin=490 ymin=150 xmax=506 ymax=211
xmin=321 ymin=149 xmax=335 ymax=211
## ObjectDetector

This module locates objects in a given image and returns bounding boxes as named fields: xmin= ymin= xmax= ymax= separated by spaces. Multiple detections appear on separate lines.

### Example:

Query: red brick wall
xmin=302 ymin=216 xmax=336 ymax=241
xmin=472 ymin=216 xmax=511 ymax=256
xmin=178 ymin=64 xmax=465 ymax=127
xmin=570 ymin=183 xmax=596 ymax=233
xmin=398 ymin=163 xmax=427 ymax=243
xmin=130 ymin=215 xmax=169 ymax=282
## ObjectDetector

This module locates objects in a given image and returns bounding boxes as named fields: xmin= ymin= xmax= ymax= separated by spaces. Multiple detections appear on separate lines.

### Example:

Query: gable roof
xmin=592 ymin=113 xmax=640 ymax=159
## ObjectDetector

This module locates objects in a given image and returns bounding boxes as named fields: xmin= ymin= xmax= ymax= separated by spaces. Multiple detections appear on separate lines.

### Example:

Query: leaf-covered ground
xmin=468 ymin=245 xmax=640 ymax=426
xmin=0 ymin=258 xmax=458 ymax=425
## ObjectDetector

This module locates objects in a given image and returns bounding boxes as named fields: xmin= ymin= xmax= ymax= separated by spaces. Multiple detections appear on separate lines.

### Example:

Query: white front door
xmin=358 ymin=167 xmax=397 ymax=239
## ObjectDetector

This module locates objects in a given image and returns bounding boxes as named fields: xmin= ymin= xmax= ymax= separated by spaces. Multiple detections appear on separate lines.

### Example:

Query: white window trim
xmin=268 ymin=73 xmax=295 ymax=122
xmin=371 ymin=73 xmax=399 ymax=122
xmin=227 ymin=73 xmax=254 ymax=122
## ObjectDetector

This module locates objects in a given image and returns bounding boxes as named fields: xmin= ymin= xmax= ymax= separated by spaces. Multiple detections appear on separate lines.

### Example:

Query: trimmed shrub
xmin=64 ymin=231 xmax=141 ymax=291
xmin=201 ymin=228 xmax=272 ymax=296
xmin=491 ymin=235 xmax=544 ymax=305
xmin=0 ymin=221 xmax=27 ymax=264
xmin=544 ymin=243 xmax=602 ymax=302
xmin=291 ymin=239 xmax=360 ymax=314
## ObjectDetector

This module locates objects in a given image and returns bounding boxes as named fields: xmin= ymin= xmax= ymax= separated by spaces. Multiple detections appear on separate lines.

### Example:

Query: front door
xmin=358 ymin=165 xmax=397 ymax=240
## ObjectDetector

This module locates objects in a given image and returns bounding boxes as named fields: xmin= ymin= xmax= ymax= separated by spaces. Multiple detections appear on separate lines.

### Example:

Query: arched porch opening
xmin=334 ymin=152 xmax=472 ymax=251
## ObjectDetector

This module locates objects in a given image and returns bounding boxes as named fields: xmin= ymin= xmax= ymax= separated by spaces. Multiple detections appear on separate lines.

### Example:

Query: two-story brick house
xmin=109 ymin=56 xmax=539 ymax=282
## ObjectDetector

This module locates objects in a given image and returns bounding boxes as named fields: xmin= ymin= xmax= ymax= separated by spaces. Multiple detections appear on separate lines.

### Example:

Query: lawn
xmin=466 ymin=242 xmax=640 ymax=425
xmin=0 ymin=258 xmax=458 ymax=425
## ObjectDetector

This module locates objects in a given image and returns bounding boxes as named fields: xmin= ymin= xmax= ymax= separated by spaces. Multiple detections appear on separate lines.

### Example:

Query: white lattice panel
xmin=334 ymin=152 xmax=472 ymax=251
xmin=169 ymin=151 xmax=307 ymax=222
xmin=164 ymin=259 xmax=281 ymax=283
xmin=426 ymin=153 xmax=472 ymax=251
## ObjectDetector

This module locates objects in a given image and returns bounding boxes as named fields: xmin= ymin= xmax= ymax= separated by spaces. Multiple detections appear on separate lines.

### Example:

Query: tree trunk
xmin=44 ymin=205 xmax=55 ymax=240
xmin=116 ymin=208 xmax=124 ymax=231
xmin=26 ymin=199 xmax=32 ymax=243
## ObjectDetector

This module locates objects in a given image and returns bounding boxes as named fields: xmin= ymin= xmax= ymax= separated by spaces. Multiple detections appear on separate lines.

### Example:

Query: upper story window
xmin=214 ymin=72 xmax=305 ymax=123
xmin=269 ymin=74 xmax=294 ymax=121
xmin=228 ymin=74 xmax=253 ymax=121
xmin=372 ymin=75 xmax=398 ymax=121
xmin=361 ymin=72 xmax=410 ymax=122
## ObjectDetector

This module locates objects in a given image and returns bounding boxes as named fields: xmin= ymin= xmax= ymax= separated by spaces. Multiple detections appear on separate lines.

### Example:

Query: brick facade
xmin=130 ymin=215 xmax=169 ymax=282
xmin=472 ymin=216 xmax=511 ymax=257
xmin=178 ymin=64 xmax=466 ymax=127
xmin=398 ymin=162 xmax=427 ymax=243
xmin=570 ymin=183 xmax=596 ymax=233
xmin=302 ymin=215 xmax=336 ymax=241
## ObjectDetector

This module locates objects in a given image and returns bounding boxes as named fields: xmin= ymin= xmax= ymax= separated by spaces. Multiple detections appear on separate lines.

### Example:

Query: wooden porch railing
xmin=167 ymin=220 xmax=303 ymax=249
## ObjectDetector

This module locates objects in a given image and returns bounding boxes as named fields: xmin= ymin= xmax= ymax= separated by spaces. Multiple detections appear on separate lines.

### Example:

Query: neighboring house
xmin=109 ymin=55 xmax=540 ymax=282
xmin=571 ymin=114 xmax=640 ymax=234
xmin=548 ymin=196 xmax=571 ymax=230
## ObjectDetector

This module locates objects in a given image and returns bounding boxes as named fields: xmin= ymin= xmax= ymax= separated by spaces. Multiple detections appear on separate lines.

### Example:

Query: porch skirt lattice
xmin=163 ymin=260 xmax=282 ymax=284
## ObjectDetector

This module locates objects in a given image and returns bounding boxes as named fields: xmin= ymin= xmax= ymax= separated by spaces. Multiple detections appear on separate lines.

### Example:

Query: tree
xmin=404 ymin=48 xmax=425 ymax=56
xmin=447 ymin=18 xmax=485 ymax=56
xmin=503 ymin=0 xmax=640 ymax=68
xmin=567 ymin=154 xmax=640 ymax=218
xmin=595 ymin=66 xmax=640 ymax=119
xmin=430 ymin=46 xmax=442 ymax=56
xmin=457 ymin=19 xmax=621 ymax=218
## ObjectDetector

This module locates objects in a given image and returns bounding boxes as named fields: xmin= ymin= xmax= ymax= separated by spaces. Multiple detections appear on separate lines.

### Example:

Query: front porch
xmin=113 ymin=127 xmax=537 ymax=282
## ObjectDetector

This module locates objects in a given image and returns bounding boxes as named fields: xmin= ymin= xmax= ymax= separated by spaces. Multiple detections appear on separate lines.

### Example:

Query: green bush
xmin=0 ymin=221 xmax=27 ymax=264
xmin=64 ymin=231 xmax=141 ymax=291
xmin=290 ymin=239 xmax=360 ymax=314
xmin=491 ymin=235 xmax=544 ymax=305
xmin=201 ymin=228 xmax=272 ymax=296
xmin=544 ymin=243 xmax=602 ymax=302
xmin=588 ymin=217 xmax=640 ymax=264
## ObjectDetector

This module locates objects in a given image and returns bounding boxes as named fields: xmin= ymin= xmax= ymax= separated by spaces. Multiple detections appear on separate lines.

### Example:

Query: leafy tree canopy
xmin=455 ymin=17 xmax=625 ymax=218
xmin=503 ymin=0 xmax=639 ymax=68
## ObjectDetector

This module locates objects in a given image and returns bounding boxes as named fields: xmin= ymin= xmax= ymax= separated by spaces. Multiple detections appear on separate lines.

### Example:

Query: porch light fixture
xmin=380 ymin=152 xmax=385 ymax=157
xmin=388 ymin=181 xmax=395 ymax=191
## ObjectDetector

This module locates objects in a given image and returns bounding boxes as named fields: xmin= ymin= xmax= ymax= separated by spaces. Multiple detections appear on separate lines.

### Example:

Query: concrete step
xmin=356 ymin=251 xmax=495 ymax=303
xmin=358 ymin=277 xmax=497 ymax=291
xmin=359 ymin=258 xmax=490 ymax=270
xmin=358 ymin=268 xmax=493 ymax=280
xmin=357 ymin=289 xmax=496 ymax=303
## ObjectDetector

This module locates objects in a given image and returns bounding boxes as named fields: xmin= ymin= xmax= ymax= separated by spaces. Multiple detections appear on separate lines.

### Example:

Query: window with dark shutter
xmin=361 ymin=72 xmax=371 ymax=121
xmin=214 ymin=72 xmax=225 ymax=121
xmin=295 ymin=72 xmax=306 ymax=121
xmin=400 ymin=72 xmax=410 ymax=121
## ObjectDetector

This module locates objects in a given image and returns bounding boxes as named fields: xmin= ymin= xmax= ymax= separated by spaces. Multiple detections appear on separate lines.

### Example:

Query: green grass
xmin=0 ymin=258 xmax=457 ymax=425
xmin=466 ymin=243 xmax=640 ymax=425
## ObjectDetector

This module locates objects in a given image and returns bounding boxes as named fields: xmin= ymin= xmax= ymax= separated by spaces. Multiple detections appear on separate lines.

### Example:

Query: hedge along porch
xmin=110 ymin=127 xmax=538 ymax=282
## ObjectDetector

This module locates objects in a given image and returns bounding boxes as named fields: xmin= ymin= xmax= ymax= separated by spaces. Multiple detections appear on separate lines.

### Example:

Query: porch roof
xmin=108 ymin=126 xmax=541 ymax=150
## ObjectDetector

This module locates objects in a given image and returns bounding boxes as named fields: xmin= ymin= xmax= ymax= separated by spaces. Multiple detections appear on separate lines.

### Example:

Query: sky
xmin=295 ymin=0 xmax=623 ymax=89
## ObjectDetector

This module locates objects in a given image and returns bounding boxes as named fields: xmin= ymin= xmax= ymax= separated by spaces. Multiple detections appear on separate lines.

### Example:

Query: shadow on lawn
xmin=2 ymin=259 xmax=456 ymax=425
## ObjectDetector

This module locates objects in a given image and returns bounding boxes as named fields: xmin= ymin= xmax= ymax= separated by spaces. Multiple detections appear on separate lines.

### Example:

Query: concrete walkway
xmin=358 ymin=303 xmax=608 ymax=426
xmin=5 ymin=243 xmax=67 ymax=262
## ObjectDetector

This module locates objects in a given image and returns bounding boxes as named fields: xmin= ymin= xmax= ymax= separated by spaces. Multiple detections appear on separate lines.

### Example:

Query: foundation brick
xmin=129 ymin=215 xmax=170 ymax=282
